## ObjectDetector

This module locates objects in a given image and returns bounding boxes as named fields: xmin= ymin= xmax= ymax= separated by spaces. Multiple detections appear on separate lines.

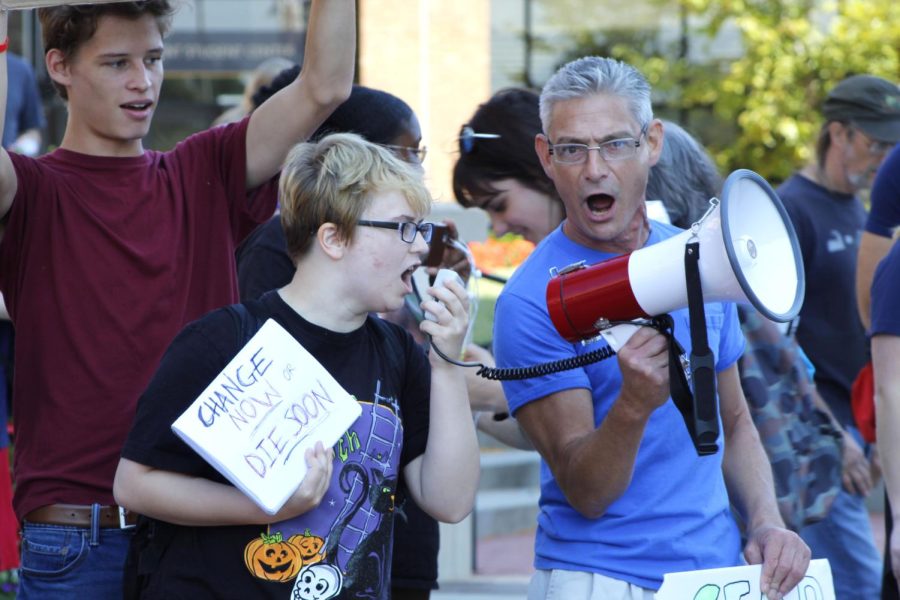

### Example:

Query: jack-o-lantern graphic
xmin=291 ymin=563 xmax=343 ymax=600
xmin=243 ymin=531 xmax=303 ymax=582
xmin=288 ymin=528 xmax=326 ymax=566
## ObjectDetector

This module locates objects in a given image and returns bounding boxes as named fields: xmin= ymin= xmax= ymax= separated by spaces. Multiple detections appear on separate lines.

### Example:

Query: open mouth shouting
xmin=586 ymin=192 xmax=615 ymax=217
xmin=401 ymin=263 xmax=420 ymax=295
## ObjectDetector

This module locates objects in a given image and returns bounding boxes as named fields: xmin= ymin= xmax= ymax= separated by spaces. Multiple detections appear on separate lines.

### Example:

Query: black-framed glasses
xmin=459 ymin=124 xmax=501 ymax=154
xmin=357 ymin=220 xmax=434 ymax=244
xmin=549 ymin=123 xmax=648 ymax=164
xmin=382 ymin=144 xmax=428 ymax=164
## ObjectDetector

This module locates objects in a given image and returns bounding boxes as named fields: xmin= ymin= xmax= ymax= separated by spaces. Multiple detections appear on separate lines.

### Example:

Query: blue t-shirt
xmin=867 ymin=144 xmax=900 ymax=238
xmin=493 ymin=221 xmax=744 ymax=589
xmin=3 ymin=53 xmax=45 ymax=149
xmin=871 ymin=240 xmax=900 ymax=337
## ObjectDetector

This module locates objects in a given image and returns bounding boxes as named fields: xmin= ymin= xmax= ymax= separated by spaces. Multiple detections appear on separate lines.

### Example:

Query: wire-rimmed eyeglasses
xmin=548 ymin=124 xmax=649 ymax=164
xmin=849 ymin=124 xmax=894 ymax=157
xmin=459 ymin=125 xmax=501 ymax=154
xmin=382 ymin=144 xmax=428 ymax=164
xmin=357 ymin=220 xmax=434 ymax=244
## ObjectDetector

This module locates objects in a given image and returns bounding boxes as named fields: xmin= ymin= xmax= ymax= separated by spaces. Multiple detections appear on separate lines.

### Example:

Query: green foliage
xmin=0 ymin=569 xmax=17 ymax=599
xmin=556 ymin=0 xmax=900 ymax=184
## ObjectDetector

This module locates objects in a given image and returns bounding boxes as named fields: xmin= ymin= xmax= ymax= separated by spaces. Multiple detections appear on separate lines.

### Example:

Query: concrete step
xmin=434 ymin=578 xmax=530 ymax=600
xmin=476 ymin=487 xmax=541 ymax=512
xmin=474 ymin=487 xmax=540 ymax=539
xmin=476 ymin=449 xmax=541 ymax=538
xmin=478 ymin=448 xmax=541 ymax=490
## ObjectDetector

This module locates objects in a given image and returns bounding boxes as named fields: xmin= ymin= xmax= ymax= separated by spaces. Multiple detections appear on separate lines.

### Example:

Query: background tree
xmin=550 ymin=0 xmax=900 ymax=184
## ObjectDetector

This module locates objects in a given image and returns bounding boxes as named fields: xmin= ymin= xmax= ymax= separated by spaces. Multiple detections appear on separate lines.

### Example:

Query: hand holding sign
xmin=172 ymin=319 xmax=361 ymax=515
xmin=654 ymin=559 xmax=835 ymax=600
xmin=279 ymin=441 xmax=334 ymax=519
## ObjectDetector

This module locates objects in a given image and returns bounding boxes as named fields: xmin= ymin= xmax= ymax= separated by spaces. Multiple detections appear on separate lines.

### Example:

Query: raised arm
xmin=0 ymin=12 xmax=19 ymax=218
xmin=244 ymin=0 xmax=355 ymax=189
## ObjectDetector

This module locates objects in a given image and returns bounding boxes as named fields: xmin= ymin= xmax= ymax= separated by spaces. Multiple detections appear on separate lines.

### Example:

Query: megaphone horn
xmin=546 ymin=169 xmax=805 ymax=344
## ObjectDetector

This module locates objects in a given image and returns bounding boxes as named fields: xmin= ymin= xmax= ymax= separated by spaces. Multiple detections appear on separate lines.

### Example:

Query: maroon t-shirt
xmin=0 ymin=118 xmax=276 ymax=520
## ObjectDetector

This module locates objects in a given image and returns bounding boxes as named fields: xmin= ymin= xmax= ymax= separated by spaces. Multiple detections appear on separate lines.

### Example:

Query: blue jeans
xmin=17 ymin=521 xmax=133 ymax=599
xmin=799 ymin=485 xmax=882 ymax=599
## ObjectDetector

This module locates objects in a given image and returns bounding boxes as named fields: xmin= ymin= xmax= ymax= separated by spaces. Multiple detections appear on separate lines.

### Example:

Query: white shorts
xmin=528 ymin=568 xmax=655 ymax=600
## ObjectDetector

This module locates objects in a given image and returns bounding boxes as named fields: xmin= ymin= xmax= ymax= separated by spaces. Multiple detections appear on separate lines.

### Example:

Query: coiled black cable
xmin=474 ymin=345 xmax=617 ymax=380
xmin=429 ymin=315 xmax=676 ymax=382
xmin=414 ymin=259 xmax=677 ymax=382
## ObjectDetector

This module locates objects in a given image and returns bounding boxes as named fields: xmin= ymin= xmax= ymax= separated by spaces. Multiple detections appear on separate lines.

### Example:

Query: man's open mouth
xmin=587 ymin=193 xmax=614 ymax=214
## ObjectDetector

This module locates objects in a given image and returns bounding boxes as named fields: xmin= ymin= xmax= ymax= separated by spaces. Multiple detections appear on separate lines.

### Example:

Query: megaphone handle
xmin=683 ymin=241 xmax=720 ymax=456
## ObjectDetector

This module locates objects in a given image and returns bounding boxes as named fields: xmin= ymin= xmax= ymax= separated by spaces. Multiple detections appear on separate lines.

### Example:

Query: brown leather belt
xmin=24 ymin=504 xmax=139 ymax=529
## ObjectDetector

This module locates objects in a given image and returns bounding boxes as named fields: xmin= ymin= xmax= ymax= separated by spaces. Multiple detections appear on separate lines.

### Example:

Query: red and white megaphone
xmin=546 ymin=169 xmax=805 ymax=347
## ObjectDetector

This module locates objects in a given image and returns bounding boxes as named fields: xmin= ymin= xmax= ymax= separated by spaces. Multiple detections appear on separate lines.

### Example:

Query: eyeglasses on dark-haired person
xmin=458 ymin=125 xmax=501 ymax=154
xmin=357 ymin=220 xmax=434 ymax=244
xmin=382 ymin=144 xmax=428 ymax=164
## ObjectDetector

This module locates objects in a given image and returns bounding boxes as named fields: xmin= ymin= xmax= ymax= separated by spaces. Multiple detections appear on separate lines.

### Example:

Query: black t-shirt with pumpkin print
xmin=122 ymin=291 xmax=430 ymax=599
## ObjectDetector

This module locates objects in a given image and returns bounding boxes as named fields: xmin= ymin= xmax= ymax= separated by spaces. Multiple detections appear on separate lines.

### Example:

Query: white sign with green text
xmin=655 ymin=559 xmax=834 ymax=600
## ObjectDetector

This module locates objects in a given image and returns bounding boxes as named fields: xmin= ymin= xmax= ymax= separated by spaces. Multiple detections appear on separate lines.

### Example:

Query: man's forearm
xmin=518 ymin=391 xmax=651 ymax=520
xmin=719 ymin=365 xmax=784 ymax=529
xmin=722 ymin=410 xmax=785 ymax=530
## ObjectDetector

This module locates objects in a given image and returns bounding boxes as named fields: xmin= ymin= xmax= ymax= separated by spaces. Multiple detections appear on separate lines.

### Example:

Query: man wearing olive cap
xmin=778 ymin=74 xmax=900 ymax=600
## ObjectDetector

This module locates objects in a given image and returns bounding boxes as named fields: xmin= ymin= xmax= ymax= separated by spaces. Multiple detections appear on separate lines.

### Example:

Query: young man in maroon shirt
xmin=0 ymin=1 xmax=354 ymax=597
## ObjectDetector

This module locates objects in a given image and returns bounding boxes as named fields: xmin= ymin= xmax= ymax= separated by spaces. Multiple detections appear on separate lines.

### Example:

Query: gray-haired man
xmin=493 ymin=56 xmax=810 ymax=600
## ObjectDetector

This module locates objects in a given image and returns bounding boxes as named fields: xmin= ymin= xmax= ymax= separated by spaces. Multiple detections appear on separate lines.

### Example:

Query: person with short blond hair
xmin=114 ymin=133 xmax=480 ymax=599
xmin=279 ymin=133 xmax=432 ymax=263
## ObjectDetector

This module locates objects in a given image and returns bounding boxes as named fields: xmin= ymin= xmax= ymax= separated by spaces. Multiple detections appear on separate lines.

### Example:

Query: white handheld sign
xmin=172 ymin=319 xmax=362 ymax=515
xmin=655 ymin=559 xmax=834 ymax=600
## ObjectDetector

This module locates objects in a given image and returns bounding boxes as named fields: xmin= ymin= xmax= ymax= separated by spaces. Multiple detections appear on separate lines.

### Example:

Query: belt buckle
xmin=119 ymin=506 xmax=135 ymax=530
